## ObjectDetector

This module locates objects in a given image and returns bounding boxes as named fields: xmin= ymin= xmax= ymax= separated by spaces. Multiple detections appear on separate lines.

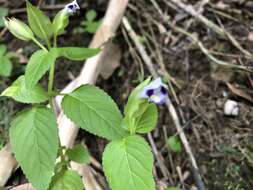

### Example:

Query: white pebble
xmin=224 ymin=100 xmax=239 ymax=116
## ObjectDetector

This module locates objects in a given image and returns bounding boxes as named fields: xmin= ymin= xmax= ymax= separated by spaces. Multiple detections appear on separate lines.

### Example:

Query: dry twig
xmin=168 ymin=0 xmax=252 ymax=58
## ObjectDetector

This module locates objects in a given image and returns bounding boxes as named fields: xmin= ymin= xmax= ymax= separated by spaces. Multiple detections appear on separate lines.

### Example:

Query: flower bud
xmin=4 ymin=18 xmax=34 ymax=41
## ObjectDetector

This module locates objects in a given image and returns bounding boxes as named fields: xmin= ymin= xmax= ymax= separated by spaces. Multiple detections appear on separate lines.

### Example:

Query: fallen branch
xmin=0 ymin=0 xmax=129 ymax=189
xmin=122 ymin=17 xmax=206 ymax=190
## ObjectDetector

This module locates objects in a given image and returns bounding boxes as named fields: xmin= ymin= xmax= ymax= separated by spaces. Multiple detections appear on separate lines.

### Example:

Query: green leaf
xmin=102 ymin=135 xmax=155 ymax=190
xmin=122 ymin=103 xmax=157 ymax=134
xmin=135 ymin=103 xmax=158 ymax=133
xmin=0 ymin=56 xmax=12 ymax=77
xmin=124 ymin=77 xmax=151 ymax=117
xmin=10 ymin=107 xmax=59 ymax=190
xmin=52 ymin=9 xmax=69 ymax=36
xmin=25 ymin=49 xmax=57 ymax=88
xmin=26 ymin=1 xmax=52 ymax=41
xmin=66 ymin=144 xmax=90 ymax=164
xmin=49 ymin=170 xmax=83 ymax=190
xmin=1 ymin=76 xmax=48 ymax=103
xmin=86 ymin=10 xmax=97 ymax=22
xmin=122 ymin=78 xmax=154 ymax=133
xmin=167 ymin=136 xmax=182 ymax=153
xmin=0 ymin=44 xmax=7 ymax=56
xmin=62 ymin=85 xmax=129 ymax=140
xmin=84 ymin=21 xmax=101 ymax=34
xmin=57 ymin=47 xmax=100 ymax=61
xmin=0 ymin=7 xmax=8 ymax=27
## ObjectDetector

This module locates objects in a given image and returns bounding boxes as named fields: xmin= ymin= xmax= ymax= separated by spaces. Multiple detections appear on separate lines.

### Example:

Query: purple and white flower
xmin=140 ymin=78 xmax=168 ymax=105
xmin=64 ymin=0 xmax=80 ymax=14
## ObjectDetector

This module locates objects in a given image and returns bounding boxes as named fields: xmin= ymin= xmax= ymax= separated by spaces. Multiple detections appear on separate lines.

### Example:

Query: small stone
xmin=224 ymin=99 xmax=239 ymax=116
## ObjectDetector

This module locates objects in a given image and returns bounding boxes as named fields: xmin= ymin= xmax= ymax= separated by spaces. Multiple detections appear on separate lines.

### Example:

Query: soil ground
xmin=0 ymin=0 xmax=253 ymax=189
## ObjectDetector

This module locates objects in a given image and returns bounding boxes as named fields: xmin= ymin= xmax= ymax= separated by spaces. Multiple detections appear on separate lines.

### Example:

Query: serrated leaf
xmin=0 ymin=7 xmax=8 ymax=27
xmin=103 ymin=135 xmax=155 ymax=190
xmin=62 ymin=85 xmax=129 ymax=140
xmin=10 ymin=107 xmax=59 ymax=190
xmin=25 ymin=49 xmax=57 ymax=88
xmin=167 ymin=136 xmax=182 ymax=153
xmin=86 ymin=10 xmax=97 ymax=22
xmin=135 ymin=103 xmax=158 ymax=133
xmin=0 ymin=56 xmax=12 ymax=77
xmin=58 ymin=47 xmax=100 ymax=61
xmin=66 ymin=144 xmax=90 ymax=164
xmin=26 ymin=1 xmax=52 ymax=41
xmin=1 ymin=76 xmax=48 ymax=103
xmin=49 ymin=170 xmax=83 ymax=190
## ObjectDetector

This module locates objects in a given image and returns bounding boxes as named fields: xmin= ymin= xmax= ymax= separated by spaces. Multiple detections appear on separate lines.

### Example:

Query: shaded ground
xmin=1 ymin=0 xmax=253 ymax=189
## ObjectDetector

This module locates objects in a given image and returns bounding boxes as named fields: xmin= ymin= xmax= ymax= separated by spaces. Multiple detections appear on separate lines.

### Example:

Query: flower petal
xmin=146 ymin=77 xmax=163 ymax=89
xmin=149 ymin=94 xmax=167 ymax=105
xmin=65 ymin=0 xmax=80 ymax=13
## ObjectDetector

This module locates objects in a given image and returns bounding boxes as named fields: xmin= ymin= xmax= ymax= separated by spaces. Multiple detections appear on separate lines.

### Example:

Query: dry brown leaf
xmin=100 ymin=43 xmax=121 ymax=79
xmin=227 ymin=83 xmax=253 ymax=103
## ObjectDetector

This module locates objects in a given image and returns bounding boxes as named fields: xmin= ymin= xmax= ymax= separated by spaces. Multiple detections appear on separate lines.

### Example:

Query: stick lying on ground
xmin=168 ymin=0 xmax=252 ymax=58
xmin=0 ymin=0 xmax=129 ymax=189
xmin=122 ymin=17 xmax=206 ymax=190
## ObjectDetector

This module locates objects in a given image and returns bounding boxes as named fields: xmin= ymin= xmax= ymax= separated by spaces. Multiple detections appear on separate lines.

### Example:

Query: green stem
xmin=53 ymin=34 xmax=57 ymax=48
xmin=32 ymin=38 xmax=48 ymax=52
xmin=48 ymin=34 xmax=57 ymax=112
xmin=48 ymin=61 xmax=55 ymax=110
xmin=48 ymin=62 xmax=55 ymax=95
xmin=46 ymin=38 xmax=51 ymax=49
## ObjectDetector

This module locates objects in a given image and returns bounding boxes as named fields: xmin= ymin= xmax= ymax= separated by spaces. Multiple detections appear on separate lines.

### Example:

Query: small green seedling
xmin=83 ymin=10 xmax=101 ymax=33
xmin=74 ymin=10 xmax=102 ymax=34
xmin=0 ymin=7 xmax=8 ymax=27
xmin=167 ymin=135 xmax=182 ymax=153
xmin=0 ymin=44 xmax=13 ymax=77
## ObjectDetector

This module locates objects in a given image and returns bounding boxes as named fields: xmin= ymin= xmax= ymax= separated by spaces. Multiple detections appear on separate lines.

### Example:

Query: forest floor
xmin=0 ymin=0 xmax=253 ymax=189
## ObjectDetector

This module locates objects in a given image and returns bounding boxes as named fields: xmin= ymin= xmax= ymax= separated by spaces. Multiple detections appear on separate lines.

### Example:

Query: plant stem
xmin=48 ymin=62 xmax=55 ymax=93
xmin=48 ymin=61 xmax=56 ymax=109
xmin=46 ymin=38 xmax=52 ymax=49
xmin=32 ymin=37 xmax=48 ymax=52
xmin=53 ymin=34 xmax=57 ymax=48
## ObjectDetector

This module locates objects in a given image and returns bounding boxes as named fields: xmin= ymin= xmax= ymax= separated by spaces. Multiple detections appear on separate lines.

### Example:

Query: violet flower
xmin=140 ymin=78 xmax=168 ymax=105
xmin=64 ymin=0 xmax=80 ymax=14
